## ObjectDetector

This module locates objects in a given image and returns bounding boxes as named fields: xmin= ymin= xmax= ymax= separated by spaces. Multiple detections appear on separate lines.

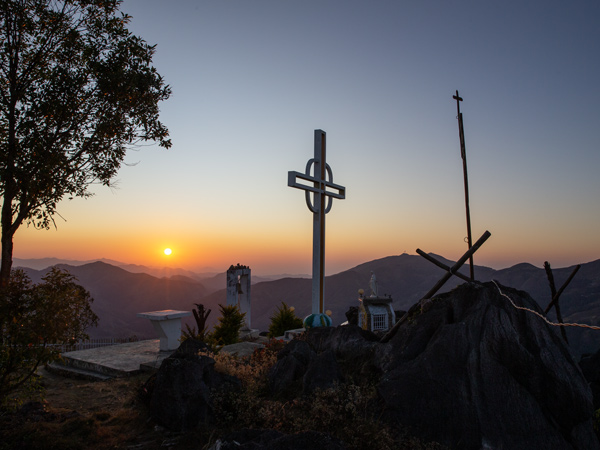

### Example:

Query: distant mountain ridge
xmin=13 ymin=257 xmax=308 ymax=283
xmin=16 ymin=255 xmax=600 ymax=358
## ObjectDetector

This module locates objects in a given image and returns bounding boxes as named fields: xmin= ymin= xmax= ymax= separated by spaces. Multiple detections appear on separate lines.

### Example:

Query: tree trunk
xmin=0 ymin=203 xmax=15 ymax=287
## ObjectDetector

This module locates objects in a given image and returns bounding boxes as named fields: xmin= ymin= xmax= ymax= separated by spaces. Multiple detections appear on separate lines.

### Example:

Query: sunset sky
xmin=14 ymin=1 xmax=600 ymax=276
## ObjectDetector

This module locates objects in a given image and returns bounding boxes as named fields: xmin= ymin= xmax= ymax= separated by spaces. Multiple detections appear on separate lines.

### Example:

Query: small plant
xmin=211 ymin=304 xmax=246 ymax=346
xmin=267 ymin=302 xmax=303 ymax=338
xmin=181 ymin=303 xmax=211 ymax=341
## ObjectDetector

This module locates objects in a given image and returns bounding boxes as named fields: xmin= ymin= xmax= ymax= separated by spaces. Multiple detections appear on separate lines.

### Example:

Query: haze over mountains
xmin=16 ymin=255 xmax=600 ymax=358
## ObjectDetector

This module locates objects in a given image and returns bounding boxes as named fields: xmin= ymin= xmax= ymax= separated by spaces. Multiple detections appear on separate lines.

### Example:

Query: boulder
xmin=579 ymin=349 xmax=600 ymax=409
xmin=303 ymin=324 xmax=383 ymax=382
xmin=377 ymin=282 xmax=598 ymax=449
xmin=268 ymin=339 xmax=315 ymax=396
xmin=150 ymin=339 xmax=240 ymax=431
xmin=302 ymin=349 xmax=343 ymax=395
xmin=268 ymin=329 xmax=368 ymax=396
xmin=303 ymin=324 xmax=380 ymax=355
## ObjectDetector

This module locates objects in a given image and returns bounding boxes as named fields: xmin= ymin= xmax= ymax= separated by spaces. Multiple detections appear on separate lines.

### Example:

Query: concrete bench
xmin=137 ymin=310 xmax=192 ymax=351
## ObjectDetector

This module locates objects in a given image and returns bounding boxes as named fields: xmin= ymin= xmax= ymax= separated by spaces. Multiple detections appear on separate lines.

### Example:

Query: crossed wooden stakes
xmin=380 ymin=230 xmax=491 ymax=343
xmin=543 ymin=261 xmax=580 ymax=343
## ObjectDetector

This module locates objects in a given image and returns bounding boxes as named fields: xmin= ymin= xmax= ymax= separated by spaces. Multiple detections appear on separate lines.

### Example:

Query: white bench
xmin=137 ymin=309 xmax=192 ymax=351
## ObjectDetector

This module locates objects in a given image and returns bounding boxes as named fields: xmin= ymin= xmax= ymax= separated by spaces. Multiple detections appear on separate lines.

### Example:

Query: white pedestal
xmin=137 ymin=310 xmax=192 ymax=351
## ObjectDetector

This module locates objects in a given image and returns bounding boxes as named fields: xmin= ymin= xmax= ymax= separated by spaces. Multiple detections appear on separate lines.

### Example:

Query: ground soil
xmin=0 ymin=368 xmax=206 ymax=450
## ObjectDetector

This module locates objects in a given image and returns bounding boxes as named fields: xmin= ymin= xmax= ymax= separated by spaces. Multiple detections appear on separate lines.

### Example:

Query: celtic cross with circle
xmin=287 ymin=130 xmax=346 ymax=315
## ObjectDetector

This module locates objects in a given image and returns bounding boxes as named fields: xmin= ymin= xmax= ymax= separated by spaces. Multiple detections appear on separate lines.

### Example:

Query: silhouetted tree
xmin=0 ymin=267 xmax=98 ymax=405
xmin=0 ymin=0 xmax=171 ymax=284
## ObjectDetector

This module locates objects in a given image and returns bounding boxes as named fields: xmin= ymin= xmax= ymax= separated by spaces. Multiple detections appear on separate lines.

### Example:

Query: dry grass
xmin=0 ymin=368 xmax=172 ymax=450
xmin=0 ymin=346 xmax=446 ymax=450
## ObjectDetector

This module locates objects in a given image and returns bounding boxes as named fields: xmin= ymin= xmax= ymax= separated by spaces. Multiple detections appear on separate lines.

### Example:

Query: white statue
xmin=369 ymin=271 xmax=378 ymax=297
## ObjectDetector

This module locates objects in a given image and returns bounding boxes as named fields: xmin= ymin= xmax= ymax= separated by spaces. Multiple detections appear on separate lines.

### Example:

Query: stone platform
xmin=47 ymin=338 xmax=269 ymax=381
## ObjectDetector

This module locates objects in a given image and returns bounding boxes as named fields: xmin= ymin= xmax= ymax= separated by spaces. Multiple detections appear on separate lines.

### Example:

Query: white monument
xmin=226 ymin=264 xmax=251 ymax=328
xmin=288 ymin=130 xmax=346 ymax=326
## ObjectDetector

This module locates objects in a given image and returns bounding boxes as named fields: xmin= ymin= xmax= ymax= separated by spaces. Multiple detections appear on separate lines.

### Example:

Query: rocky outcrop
xmin=149 ymin=338 xmax=240 ymax=431
xmin=150 ymin=283 xmax=599 ymax=449
xmin=268 ymin=339 xmax=316 ymax=396
xmin=268 ymin=326 xmax=380 ymax=396
xmin=377 ymin=281 xmax=598 ymax=449
xmin=579 ymin=349 xmax=600 ymax=409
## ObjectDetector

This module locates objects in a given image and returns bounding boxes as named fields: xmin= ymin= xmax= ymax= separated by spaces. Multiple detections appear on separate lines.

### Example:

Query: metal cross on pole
xmin=288 ymin=130 xmax=346 ymax=317
xmin=453 ymin=90 xmax=475 ymax=280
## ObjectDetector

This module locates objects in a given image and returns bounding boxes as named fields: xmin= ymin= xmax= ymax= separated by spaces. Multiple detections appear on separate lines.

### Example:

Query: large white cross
xmin=288 ymin=130 xmax=346 ymax=315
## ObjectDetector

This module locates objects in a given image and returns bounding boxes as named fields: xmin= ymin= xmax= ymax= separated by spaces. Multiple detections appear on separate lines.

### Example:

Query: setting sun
xmin=164 ymin=248 xmax=172 ymax=256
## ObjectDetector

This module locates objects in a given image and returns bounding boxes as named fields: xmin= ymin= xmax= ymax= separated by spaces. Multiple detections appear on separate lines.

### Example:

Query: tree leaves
xmin=0 ymin=0 xmax=171 ymax=280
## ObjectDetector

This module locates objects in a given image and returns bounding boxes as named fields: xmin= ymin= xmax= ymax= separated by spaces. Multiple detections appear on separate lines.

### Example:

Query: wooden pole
xmin=544 ymin=264 xmax=580 ymax=315
xmin=420 ymin=230 xmax=490 ymax=301
xmin=453 ymin=90 xmax=474 ymax=280
xmin=416 ymin=249 xmax=473 ymax=284
xmin=380 ymin=230 xmax=491 ymax=343
xmin=543 ymin=262 xmax=568 ymax=343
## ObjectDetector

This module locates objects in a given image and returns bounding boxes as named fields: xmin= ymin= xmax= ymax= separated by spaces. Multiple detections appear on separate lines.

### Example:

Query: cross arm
xmin=287 ymin=171 xmax=346 ymax=199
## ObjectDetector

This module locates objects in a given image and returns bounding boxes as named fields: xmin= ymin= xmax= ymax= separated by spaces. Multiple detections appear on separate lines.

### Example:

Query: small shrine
xmin=358 ymin=272 xmax=396 ymax=332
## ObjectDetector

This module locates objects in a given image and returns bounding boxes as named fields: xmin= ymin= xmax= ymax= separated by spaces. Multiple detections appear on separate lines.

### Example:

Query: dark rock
xmin=150 ymin=342 xmax=240 ymax=431
xmin=377 ymin=281 xmax=598 ymax=450
xmin=394 ymin=309 xmax=406 ymax=321
xmin=579 ymin=349 xmax=600 ymax=409
xmin=212 ymin=428 xmax=347 ymax=450
xmin=303 ymin=325 xmax=382 ymax=382
xmin=174 ymin=337 xmax=211 ymax=357
xmin=276 ymin=339 xmax=315 ymax=365
xmin=268 ymin=340 xmax=315 ymax=396
xmin=303 ymin=324 xmax=380 ymax=355
xmin=345 ymin=306 xmax=358 ymax=325
xmin=303 ymin=349 xmax=343 ymax=395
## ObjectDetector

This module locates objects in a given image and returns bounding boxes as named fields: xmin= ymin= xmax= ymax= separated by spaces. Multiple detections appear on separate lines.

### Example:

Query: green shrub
xmin=267 ymin=302 xmax=303 ymax=338
xmin=211 ymin=304 xmax=246 ymax=346
xmin=0 ymin=268 xmax=98 ymax=407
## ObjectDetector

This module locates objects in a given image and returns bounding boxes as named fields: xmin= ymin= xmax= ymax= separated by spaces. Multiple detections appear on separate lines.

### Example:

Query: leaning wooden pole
xmin=453 ymin=90 xmax=474 ymax=280
xmin=420 ymin=230 xmax=490 ymax=301
xmin=416 ymin=249 xmax=473 ymax=284
xmin=544 ymin=264 xmax=580 ymax=315
xmin=543 ymin=262 xmax=568 ymax=343
xmin=380 ymin=230 xmax=491 ymax=343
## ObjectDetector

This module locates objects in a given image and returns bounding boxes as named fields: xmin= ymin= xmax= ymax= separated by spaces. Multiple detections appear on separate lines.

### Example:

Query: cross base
xmin=303 ymin=313 xmax=332 ymax=329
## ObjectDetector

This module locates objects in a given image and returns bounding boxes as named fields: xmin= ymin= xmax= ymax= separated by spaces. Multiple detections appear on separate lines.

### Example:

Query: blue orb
xmin=303 ymin=313 xmax=332 ymax=329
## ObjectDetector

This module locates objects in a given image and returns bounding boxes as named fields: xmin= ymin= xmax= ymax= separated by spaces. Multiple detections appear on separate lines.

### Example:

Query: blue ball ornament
xmin=303 ymin=313 xmax=332 ymax=329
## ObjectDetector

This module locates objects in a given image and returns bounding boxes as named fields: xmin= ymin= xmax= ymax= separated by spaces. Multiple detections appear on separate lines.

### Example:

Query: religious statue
xmin=369 ymin=271 xmax=378 ymax=298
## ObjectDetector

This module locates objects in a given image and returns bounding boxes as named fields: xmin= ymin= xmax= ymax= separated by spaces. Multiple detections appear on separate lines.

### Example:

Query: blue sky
xmin=15 ymin=0 xmax=600 ymax=275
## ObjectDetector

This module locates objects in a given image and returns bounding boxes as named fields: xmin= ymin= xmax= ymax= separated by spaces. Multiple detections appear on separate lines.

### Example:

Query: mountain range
xmin=16 ymin=254 xmax=600 ymax=359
